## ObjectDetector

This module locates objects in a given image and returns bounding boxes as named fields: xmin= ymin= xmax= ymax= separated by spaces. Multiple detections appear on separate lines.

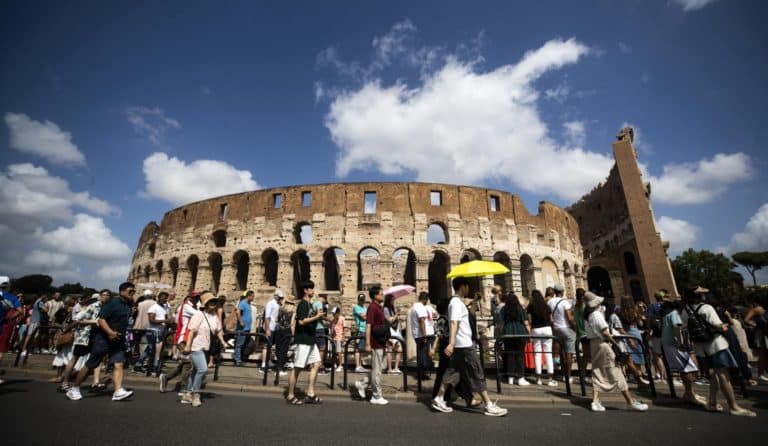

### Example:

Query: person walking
xmin=502 ymin=292 xmax=530 ymax=386
xmin=354 ymin=286 xmax=389 ymax=405
xmin=59 ymin=291 xmax=110 ymax=392
xmin=743 ymin=293 xmax=768 ymax=383
xmin=409 ymin=292 xmax=435 ymax=380
xmin=618 ymin=296 xmax=650 ymax=386
xmin=261 ymin=289 xmax=284 ymax=373
xmin=0 ymin=277 xmax=22 ymax=385
xmin=529 ymin=289 xmax=557 ymax=386
xmin=286 ymin=280 xmax=324 ymax=405
xmin=547 ymin=285 xmax=576 ymax=383
xmin=161 ymin=291 xmax=199 ymax=393
xmin=180 ymin=292 xmax=226 ymax=407
xmin=353 ymin=293 xmax=367 ymax=373
xmin=66 ymin=282 xmax=136 ymax=402
xmin=431 ymin=277 xmax=507 ymax=417
xmin=234 ymin=290 xmax=254 ymax=366
xmin=583 ymin=292 xmax=648 ymax=413
xmin=681 ymin=286 xmax=756 ymax=417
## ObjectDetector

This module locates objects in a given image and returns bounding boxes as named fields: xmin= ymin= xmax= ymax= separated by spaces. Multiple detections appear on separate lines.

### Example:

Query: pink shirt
xmin=332 ymin=317 xmax=345 ymax=341
xmin=187 ymin=311 xmax=222 ymax=352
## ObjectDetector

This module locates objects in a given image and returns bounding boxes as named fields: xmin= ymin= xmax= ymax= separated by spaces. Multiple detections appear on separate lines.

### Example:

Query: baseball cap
xmin=274 ymin=289 xmax=285 ymax=299
xmin=188 ymin=290 xmax=202 ymax=298
xmin=0 ymin=276 xmax=9 ymax=289
xmin=553 ymin=284 xmax=565 ymax=292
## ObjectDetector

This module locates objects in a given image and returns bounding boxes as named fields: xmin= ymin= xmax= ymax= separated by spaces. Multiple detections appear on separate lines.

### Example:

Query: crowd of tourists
xmin=0 ymin=274 xmax=765 ymax=417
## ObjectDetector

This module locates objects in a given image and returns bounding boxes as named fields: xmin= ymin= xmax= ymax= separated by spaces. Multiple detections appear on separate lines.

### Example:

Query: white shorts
xmin=293 ymin=343 xmax=321 ymax=369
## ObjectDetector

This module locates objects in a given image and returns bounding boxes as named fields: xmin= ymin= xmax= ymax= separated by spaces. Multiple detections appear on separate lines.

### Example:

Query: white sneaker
xmin=370 ymin=396 xmax=389 ymax=405
xmin=517 ymin=378 xmax=531 ymax=386
xmin=507 ymin=377 xmax=514 ymax=385
xmin=759 ymin=374 xmax=768 ymax=383
xmin=431 ymin=398 xmax=453 ymax=413
xmin=180 ymin=392 xmax=192 ymax=404
xmin=112 ymin=388 xmax=134 ymax=401
xmin=21 ymin=351 xmax=28 ymax=357
xmin=591 ymin=401 xmax=606 ymax=412
xmin=66 ymin=387 xmax=82 ymax=401
xmin=41 ymin=349 xmax=50 ymax=354
xmin=390 ymin=368 xmax=402 ymax=375
xmin=628 ymin=400 xmax=648 ymax=411
xmin=354 ymin=380 xmax=367 ymax=399
xmin=355 ymin=366 xmax=367 ymax=373
xmin=335 ymin=366 xmax=344 ymax=372
xmin=484 ymin=402 xmax=508 ymax=417
xmin=547 ymin=380 xmax=559 ymax=387
xmin=278 ymin=370 xmax=288 ymax=376
xmin=639 ymin=377 xmax=650 ymax=385
xmin=536 ymin=377 xmax=543 ymax=385
xmin=159 ymin=374 xmax=167 ymax=393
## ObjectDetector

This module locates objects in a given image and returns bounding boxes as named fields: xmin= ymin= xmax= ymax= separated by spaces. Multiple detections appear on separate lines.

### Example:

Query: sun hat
xmin=554 ymin=284 xmax=565 ymax=292
xmin=692 ymin=286 xmax=709 ymax=294
xmin=200 ymin=292 xmax=221 ymax=307
xmin=584 ymin=291 xmax=604 ymax=308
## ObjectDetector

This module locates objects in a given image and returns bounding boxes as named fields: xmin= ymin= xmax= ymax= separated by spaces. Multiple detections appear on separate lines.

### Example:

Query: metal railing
xmin=575 ymin=334 xmax=656 ymax=397
xmin=493 ymin=334 xmax=572 ymax=397
xmin=270 ymin=334 xmax=337 ymax=389
xmin=214 ymin=331 xmax=271 ymax=385
xmin=342 ymin=335 xmax=408 ymax=391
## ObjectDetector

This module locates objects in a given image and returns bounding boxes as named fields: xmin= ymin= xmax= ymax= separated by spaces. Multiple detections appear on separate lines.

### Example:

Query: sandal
xmin=705 ymin=403 xmax=723 ymax=412
xmin=286 ymin=396 xmax=304 ymax=405
xmin=90 ymin=383 xmax=107 ymax=392
xmin=465 ymin=398 xmax=482 ymax=408
xmin=59 ymin=382 xmax=71 ymax=392
xmin=304 ymin=394 xmax=322 ymax=404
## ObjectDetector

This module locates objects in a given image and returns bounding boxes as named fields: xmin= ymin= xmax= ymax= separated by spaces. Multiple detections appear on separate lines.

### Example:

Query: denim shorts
xmin=85 ymin=335 xmax=126 ymax=369
xmin=698 ymin=349 xmax=737 ymax=370
xmin=356 ymin=337 xmax=366 ymax=352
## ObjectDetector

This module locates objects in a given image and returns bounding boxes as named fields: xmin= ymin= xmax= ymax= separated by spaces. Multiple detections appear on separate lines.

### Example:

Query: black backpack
xmin=685 ymin=304 xmax=716 ymax=343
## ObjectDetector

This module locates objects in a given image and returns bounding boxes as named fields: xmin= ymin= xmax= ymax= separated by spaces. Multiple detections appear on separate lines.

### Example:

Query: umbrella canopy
xmin=383 ymin=284 xmax=416 ymax=299
xmin=446 ymin=260 xmax=509 ymax=278
xmin=136 ymin=282 xmax=173 ymax=290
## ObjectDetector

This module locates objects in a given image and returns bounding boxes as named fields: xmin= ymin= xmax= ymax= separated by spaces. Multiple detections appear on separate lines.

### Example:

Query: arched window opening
xmin=520 ymin=255 xmax=535 ymax=298
xmin=323 ymin=248 xmax=344 ymax=291
xmin=169 ymin=258 xmax=179 ymax=287
xmin=392 ymin=248 xmax=417 ymax=287
xmin=428 ymin=251 xmax=451 ymax=308
xmin=233 ymin=250 xmax=250 ymax=291
xmin=357 ymin=248 xmax=380 ymax=291
xmin=187 ymin=255 xmax=199 ymax=292
xmin=155 ymin=260 xmax=164 ymax=282
xmin=262 ymin=249 xmax=279 ymax=287
xmin=493 ymin=252 xmax=512 ymax=293
xmin=294 ymin=223 xmax=312 ymax=244
xmin=209 ymin=253 xmax=223 ymax=294
xmin=427 ymin=223 xmax=448 ymax=245
xmin=291 ymin=250 xmax=311 ymax=297
xmin=624 ymin=252 xmax=638 ymax=275
xmin=587 ymin=266 xmax=613 ymax=301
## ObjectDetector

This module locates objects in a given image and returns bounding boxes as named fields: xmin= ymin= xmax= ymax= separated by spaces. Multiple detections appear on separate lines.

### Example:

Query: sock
xmin=434 ymin=395 xmax=444 ymax=404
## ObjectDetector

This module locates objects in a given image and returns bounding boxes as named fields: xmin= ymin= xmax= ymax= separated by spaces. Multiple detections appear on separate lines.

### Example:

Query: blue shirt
xmin=237 ymin=299 xmax=252 ymax=331
xmin=0 ymin=291 xmax=21 ymax=320
xmin=353 ymin=304 xmax=367 ymax=333
xmin=312 ymin=300 xmax=325 ymax=330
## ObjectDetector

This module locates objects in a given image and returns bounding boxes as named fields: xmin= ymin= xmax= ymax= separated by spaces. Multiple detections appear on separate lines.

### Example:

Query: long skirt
xmin=589 ymin=339 xmax=628 ymax=393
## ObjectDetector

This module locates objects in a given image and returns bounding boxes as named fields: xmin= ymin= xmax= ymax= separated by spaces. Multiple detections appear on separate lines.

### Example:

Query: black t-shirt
xmin=294 ymin=300 xmax=316 ymax=345
xmin=530 ymin=309 xmax=550 ymax=329
xmin=96 ymin=296 xmax=132 ymax=337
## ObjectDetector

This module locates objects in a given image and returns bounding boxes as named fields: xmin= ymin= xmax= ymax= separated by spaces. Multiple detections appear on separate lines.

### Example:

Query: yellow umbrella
xmin=446 ymin=260 xmax=510 ymax=278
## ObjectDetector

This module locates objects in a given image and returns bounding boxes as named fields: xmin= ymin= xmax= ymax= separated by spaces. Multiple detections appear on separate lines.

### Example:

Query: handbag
xmin=55 ymin=329 xmax=75 ymax=348
xmin=203 ymin=313 xmax=223 ymax=357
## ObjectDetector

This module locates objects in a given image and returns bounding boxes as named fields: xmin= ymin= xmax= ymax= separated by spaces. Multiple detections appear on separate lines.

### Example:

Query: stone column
xmin=415 ymin=257 xmax=430 ymax=295
xmin=310 ymin=260 xmax=324 ymax=290
xmin=379 ymin=259 xmax=393 ymax=290
xmin=249 ymin=261 xmax=265 ymax=290
xmin=278 ymin=260 xmax=294 ymax=298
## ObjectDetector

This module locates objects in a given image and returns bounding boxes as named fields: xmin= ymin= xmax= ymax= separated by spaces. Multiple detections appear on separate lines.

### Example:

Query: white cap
xmin=91 ymin=293 xmax=100 ymax=299
xmin=0 ymin=276 xmax=9 ymax=288
xmin=274 ymin=289 xmax=284 ymax=298
xmin=143 ymin=289 xmax=153 ymax=296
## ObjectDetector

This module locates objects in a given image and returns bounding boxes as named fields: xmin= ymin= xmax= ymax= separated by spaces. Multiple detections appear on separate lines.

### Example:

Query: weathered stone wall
xmin=129 ymin=182 xmax=585 ymax=312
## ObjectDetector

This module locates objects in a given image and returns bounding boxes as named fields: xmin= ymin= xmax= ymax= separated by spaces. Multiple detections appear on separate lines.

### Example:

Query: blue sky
xmin=1 ymin=0 xmax=767 ymax=288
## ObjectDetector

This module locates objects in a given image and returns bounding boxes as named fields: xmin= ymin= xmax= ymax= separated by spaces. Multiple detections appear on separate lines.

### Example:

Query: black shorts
xmin=85 ymin=335 xmax=126 ymax=369
xmin=73 ymin=344 xmax=90 ymax=357
xmin=442 ymin=346 xmax=486 ymax=393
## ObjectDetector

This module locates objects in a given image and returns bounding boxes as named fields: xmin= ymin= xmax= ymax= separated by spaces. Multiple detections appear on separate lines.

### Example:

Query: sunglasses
xmin=127 ymin=289 xmax=136 ymax=294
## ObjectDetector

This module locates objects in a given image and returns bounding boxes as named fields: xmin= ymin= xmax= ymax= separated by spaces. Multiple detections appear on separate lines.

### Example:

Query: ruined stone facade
xmin=129 ymin=183 xmax=586 ymax=311
xmin=568 ymin=129 xmax=677 ymax=302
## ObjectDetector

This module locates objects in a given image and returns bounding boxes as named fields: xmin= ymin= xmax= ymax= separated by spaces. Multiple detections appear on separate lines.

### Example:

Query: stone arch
xmin=291 ymin=249 xmax=311 ymax=297
xmin=392 ymin=248 xmax=417 ymax=287
xmin=148 ymin=242 xmax=156 ymax=258
xmin=519 ymin=254 xmax=535 ymax=298
xmin=262 ymin=249 xmax=279 ymax=287
xmin=624 ymin=251 xmax=638 ymax=275
xmin=212 ymin=229 xmax=227 ymax=248
xmin=169 ymin=257 xmax=179 ymax=287
xmin=427 ymin=222 xmax=448 ymax=245
xmin=187 ymin=255 xmax=199 ymax=291
xmin=233 ymin=250 xmax=250 ymax=291
xmin=541 ymin=257 xmax=559 ymax=289
xmin=294 ymin=222 xmax=313 ymax=244
xmin=428 ymin=250 xmax=451 ymax=308
xmin=357 ymin=247 xmax=380 ymax=291
xmin=155 ymin=259 xmax=164 ymax=282
xmin=493 ymin=252 xmax=513 ymax=293
xmin=630 ymin=278 xmax=643 ymax=300
xmin=143 ymin=265 xmax=151 ymax=282
xmin=208 ymin=252 xmax=223 ymax=294
xmin=323 ymin=247 xmax=344 ymax=291
xmin=587 ymin=266 xmax=613 ymax=300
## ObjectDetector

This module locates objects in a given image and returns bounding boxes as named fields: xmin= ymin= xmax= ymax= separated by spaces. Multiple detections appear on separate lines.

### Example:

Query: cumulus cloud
xmin=618 ymin=42 xmax=632 ymax=54
xmin=649 ymin=153 xmax=753 ymax=205
xmin=24 ymin=250 xmax=70 ymax=268
xmin=0 ymin=163 xmax=117 ymax=230
xmin=657 ymin=216 xmax=700 ymax=255
xmin=723 ymin=203 xmax=768 ymax=253
xmin=322 ymin=32 xmax=609 ymax=202
xmin=126 ymin=106 xmax=181 ymax=146
xmin=4 ymin=112 xmax=86 ymax=165
xmin=671 ymin=0 xmax=717 ymax=12
xmin=35 ymin=214 xmax=132 ymax=260
xmin=142 ymin=152 xmax=260 ymax=206
xmin=563 ymin=121 xmax=586 ymax=147
xmin=97 ymin=264 xmax=130 ymax=282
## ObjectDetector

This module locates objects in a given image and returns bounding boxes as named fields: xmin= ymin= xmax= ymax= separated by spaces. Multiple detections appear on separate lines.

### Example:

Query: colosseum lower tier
xmin=128 ymin=128 xmax=676 ymax=311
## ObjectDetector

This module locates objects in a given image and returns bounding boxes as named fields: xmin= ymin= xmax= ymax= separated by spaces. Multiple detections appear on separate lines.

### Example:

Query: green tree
xmin=731 ymin=251 xmax=768 ymax=287
xmin=57 ymin=282 xmax=85 ymax=295
xmin=11 ymin=274 xmax=53 ymax=294
xmin=671 ymin=249 xmax=740 ymax=299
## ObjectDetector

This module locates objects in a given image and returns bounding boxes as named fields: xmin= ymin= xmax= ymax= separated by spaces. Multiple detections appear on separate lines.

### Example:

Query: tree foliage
xmin=732 ymin=251 xmax=768 ymax=287
xmin=11 ymin=274 xmax=53 ymax=294
xmin=671 ymin=249 xmax=742 ymax=299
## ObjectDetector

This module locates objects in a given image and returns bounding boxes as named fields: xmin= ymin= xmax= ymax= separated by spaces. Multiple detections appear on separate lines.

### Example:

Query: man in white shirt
xmin=547 ymin=284 xmax=576 ymax=382
xmin=261 ymin=289 xmax=285 ymax=372
xmin=431 ymin=277 xmax=507 ymax=417
xmin=409 ymin=292 xmax=435 ymax=379
xmin=133 ymin=291 xmax=157 ymax=372
xmin=146 ymin=292 xmax=171 ymax=374
xmin=681 ymin=286 xmax=755 ymax=417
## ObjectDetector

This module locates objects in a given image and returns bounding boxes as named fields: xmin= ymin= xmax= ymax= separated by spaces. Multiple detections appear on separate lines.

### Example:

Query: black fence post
xmin=575 ymin=337 xmax=587 ymax=396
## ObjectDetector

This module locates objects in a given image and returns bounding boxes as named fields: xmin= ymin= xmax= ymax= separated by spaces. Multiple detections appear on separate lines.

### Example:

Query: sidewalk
xmin=4 ymin=352 xmax=710 ymax=407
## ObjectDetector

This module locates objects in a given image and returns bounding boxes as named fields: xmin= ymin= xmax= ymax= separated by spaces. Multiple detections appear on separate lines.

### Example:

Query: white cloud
xmin=544 ymin=83 xmax=570 ymax=102
xmin=97 ymin=264 xmax=130 ymax=282
xmin=322 ymin=34 xmax=608 ymax=201
xmin=618 ymin=42 xmax=632 ymax=54
xmin=0 ymin=163 xmax=117 ymax=229
xmin=723 ymin=203 xmax=768 ymax=253
xmin=649 ymin=153 xmax=753 ymax=205
xmin=142 ymin=152 xmax=260 ymax=206
xmin=24 ymin=250 xmax=70 ymax=268
xmin=126 ymin=106 xmax=181 ymax=146
xmin=563 ymin=121 xmax=586 ymax=147
xmin=4 ymin=112 xmax=86 ymax=165
xmin=671 ymin=0 xmax=717 ymax=12
xmin=35 ymin=214 xmax=132 ymax=260
xmin=657 ymin=216 xmax=700 ymax=255
xmin=372 ymin=19 xmax=417 ymax=67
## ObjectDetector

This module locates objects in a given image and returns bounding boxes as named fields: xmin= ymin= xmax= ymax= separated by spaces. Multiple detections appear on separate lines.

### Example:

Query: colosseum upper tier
xmin=129 ymin=182 xmax=586 ymax=308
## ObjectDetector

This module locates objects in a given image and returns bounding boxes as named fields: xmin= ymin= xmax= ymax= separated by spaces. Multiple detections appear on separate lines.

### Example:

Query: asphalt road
xmin=2 ymin=378 xmax=766 ymax=446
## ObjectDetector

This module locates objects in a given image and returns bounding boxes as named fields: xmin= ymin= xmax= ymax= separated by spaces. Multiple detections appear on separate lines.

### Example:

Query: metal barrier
xmin=575 ymin=334 xmax=656 ymax=397
xmin=215 ymin=331 xmax=271 ymax=386
xmin=494 ymin=334 xmax=572 ymax=397
xmin=270 ymin=334 xmax=337 ymax=389
xmin=342 ymin=335 xmax=408 ymax=392
xmin=13 ymin=323 xmax=64 ymax=367
xmin=414 ymin=335 xmax=436 ymax=393
xmin=127 ymin=328 xmax=172 ymax=377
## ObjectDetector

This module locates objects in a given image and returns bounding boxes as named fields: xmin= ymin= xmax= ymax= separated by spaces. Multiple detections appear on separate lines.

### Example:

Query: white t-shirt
xmin=409 ymin=302 xmax=435 ymax=339
xmin=148 ymin=303 xmax=168 ymax=330
xmin=586 ymin=309 xmax=609 ymax=340
xmin=681 ymin=303 xmax=730 ymax=357
xmin=264 ymin=299 xmax=280 ymax=332
xmin=548 ymin=297 xmax=572 ymax=329
xmin=187 ymin=311 xmax=222 ymax=352
xmin=448 ymin=296 xmax=473 ymax=348
xmin=176 ymin=302 xmax=199 ymax=344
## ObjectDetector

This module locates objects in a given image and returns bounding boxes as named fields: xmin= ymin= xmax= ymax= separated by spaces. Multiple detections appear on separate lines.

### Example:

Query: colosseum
xmin=128 ymin=127 xmax=676 ymax=310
